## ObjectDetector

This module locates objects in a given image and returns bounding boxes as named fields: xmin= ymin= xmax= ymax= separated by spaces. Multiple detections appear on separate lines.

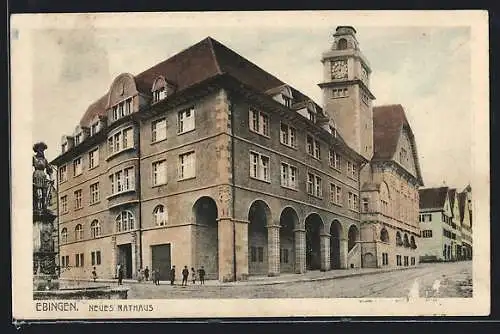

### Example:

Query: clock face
xmin=331 ymin=60 xmax=348 ymax=80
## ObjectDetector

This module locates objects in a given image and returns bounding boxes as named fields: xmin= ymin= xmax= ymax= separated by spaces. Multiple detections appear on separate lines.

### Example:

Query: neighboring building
xmin=459 ymin=185 xmax=473 ymax=260
xmin=319 ymin=27 xmax=424 ymax=269
xmin=418 ymin=186 xmax=472 ymax=262
xmin=51 ymin=33 xmax=368 ymax=282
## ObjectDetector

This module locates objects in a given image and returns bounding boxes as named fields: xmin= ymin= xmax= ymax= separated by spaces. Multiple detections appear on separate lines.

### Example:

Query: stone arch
xmin=330 ymin=220 xmax=343 ymax=269
xmin=347 ymin=225 xmax=359 ymax=252
xmin=248 ymin=199 xmax=272 ymax=275
xmin=396 ymin=231 xmax=403 ymax=246
xmin=380 ymin=227 xmax=389 ymax=242
xmin=403 ymin=233 xmax=410 ymax=248
xmin=192 ymin=196 xmax=219 ymax=279
xmin=338 ymin=38 xmax=348 ymax=50
xmin=279 ymin=206 xmax=299 ymax=273
xmin=410 ymin=235 xmax=417 ymax=249
xmin=305 ymin=213 xmax=324 ymax=270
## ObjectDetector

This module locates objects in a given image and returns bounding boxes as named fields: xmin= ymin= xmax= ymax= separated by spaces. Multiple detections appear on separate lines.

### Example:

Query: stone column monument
xmin=32 ymin=142 xmax=59 ymax=291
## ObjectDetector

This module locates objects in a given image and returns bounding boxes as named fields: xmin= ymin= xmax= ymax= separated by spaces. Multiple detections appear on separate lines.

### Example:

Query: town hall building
xmin=51 ymin=26 xmax=424 ymax=282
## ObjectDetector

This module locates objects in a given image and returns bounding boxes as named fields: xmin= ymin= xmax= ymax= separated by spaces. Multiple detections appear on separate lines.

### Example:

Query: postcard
xmin=10 ymin=10 xmax=489 ymax=320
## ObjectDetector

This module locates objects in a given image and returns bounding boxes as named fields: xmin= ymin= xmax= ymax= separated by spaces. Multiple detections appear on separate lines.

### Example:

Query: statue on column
xmin=32 ymin=142 xmax=54 ymax=213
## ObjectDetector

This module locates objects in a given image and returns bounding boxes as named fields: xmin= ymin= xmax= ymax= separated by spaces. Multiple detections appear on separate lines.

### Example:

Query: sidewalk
xmin=60 ymin=265 xmax=418 ymax=287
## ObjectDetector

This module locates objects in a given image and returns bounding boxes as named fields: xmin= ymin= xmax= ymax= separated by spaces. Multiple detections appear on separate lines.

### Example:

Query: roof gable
xmin=419 ymin=186 xmax=449 ymax=209
xmin=373 ymin=104 xmax=424 ymax=185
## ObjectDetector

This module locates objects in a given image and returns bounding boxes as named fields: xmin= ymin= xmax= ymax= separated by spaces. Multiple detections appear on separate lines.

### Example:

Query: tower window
xmin=338 ymin=38 xmax=347 ymax=50
xmin=332 ymin=88 xmax=349 ymax=98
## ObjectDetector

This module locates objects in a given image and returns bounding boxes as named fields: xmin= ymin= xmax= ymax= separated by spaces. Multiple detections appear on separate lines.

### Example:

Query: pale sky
xmin=29 ymin=13 xmax=473 ymax=190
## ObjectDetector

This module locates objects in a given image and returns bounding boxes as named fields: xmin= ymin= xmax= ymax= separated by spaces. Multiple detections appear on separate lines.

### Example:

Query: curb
xmin=59 ymin=266 xmax=417 ymax=287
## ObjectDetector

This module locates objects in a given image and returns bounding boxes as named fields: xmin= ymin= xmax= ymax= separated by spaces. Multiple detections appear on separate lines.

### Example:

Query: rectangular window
xmin=307 ymin=173 xmax=322 ymax=197
xmin=396 ymin=255 xmax=402 ymax=266
xmin=88 ymin=148 xmax=99 ymax=169
xmin=348 ymin=192 xmax=359 ymax=211
xmin=422 ymin=230 xmax=433 ymax=238
xmin=73 ymin=157 xmax=82 ymax=176
xmin=332 ymin=87 xmax=349 ymax=98
xmin=330 ymin=184 xmax=342 ymax=205
xmin=404 ymin=256 xmax=409 ymax=267
xmin=280 ymin=123 xmax=297 ymax=148
xmin=75 ymin=253 xmax=84 ymax=267
xmin=347 ymin=161 xmax=357 ymax=179
xmin=178 ymin=107 xmax=195 ymax=133
xmin=362 ymin=198 xmax=369 ymax=212
xmin=90 ymin=122 xmax=99 ymax=136
xmin=258 ymin=247 xmax=264 ymax=262
xmin=280 ymin=162 xmax=297 ymax=189
xmin=59 ymin=165 xmax=67 ymax=183
xmin=60 ymin=195 xmax=68 ymax=214
xmin=411 ymin=257 xmax=415 ymax=266
xmin=249 ymin=109 xmax=270 ymax=137
xmin=90 ymin=182 xmax=100 ymax=204
xmin=251 ymin=246 xmax=257 ymax=262
xmin=329 ymin=150 xmax=341 ymax=169
xmin=152 ymin=118 xmax=167 ymax=142
xmin=249 ymin=152 xmax=270 ymax=182
xmin=91 ymin=251 xmax=102 ymax=266
xmin=74 ymin=189 xmax=82 ymax=209
xmin=74 ymin=133 xmax=82 ymax=146
xmin=152 ymin=160 xmax=167 ymax=186
xmin=282 ymin=95 xmax=292 ymax=108
xmin=108 ymin=127 xmax=134 ymax=155
xmin=306 ymin=135 xmax=321 ymax=159
xmin=178 ymin=151 xmax=196 ymax=180
xmin=110 ymin=167 xmax=135 ymax=195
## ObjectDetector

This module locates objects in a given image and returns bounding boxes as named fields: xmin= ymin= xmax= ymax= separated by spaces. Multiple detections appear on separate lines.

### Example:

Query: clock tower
xmin=319 ymin=26 xmax=375 ymax=161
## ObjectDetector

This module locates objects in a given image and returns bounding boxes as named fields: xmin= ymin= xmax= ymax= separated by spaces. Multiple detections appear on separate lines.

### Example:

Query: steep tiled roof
xmin=419 ymin=187 xmax=449 ymax=209
xmin=448 ymin=188 xmax=457 ymax=208
xmin=79 ymin=94 xmax=108 ymax=127
xmin=458 ymin=191 xmax=467 ymax=222
xmin=80 ymin=37 xmax=292 ymax=127
xmin=373 ymin=104 xmax=424 ymax=185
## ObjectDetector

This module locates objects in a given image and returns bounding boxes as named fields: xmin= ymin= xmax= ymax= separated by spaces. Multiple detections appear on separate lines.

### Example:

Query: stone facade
xmin=319 ymin=27 xmax=424 ymax=269
xmin=52 ymin=34 xmax=371 ymax=282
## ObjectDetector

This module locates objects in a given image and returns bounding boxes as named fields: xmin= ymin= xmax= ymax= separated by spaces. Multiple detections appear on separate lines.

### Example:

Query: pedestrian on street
xmin=155 ymin=268 xmax=161 ymax=285
xmin=137 ymin=268 xmax=143 ymax=282
xmin=198 ymin=266 xmax=206 ymax=285
xmin=92 ymin=266 xmax=97 ymax=282
xmin=117 ymin=264 xmax=124 ymax=285
xmin=151 ymin=269 xmax=157 ymax=284
xmin=191 ymin=267 xmax=196 ymax=285
xmin=116 ymin=263 xmax=121 ymax=279
xmin=170 ymin=265 xmax=176 ymax=285
xmin=182 ymin=266 xmax=189 ymax=286
xmin=144 ymin=266 xmax=150 ymax=281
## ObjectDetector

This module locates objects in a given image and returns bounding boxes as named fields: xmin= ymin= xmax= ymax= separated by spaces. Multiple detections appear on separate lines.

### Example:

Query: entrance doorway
xmin=305 ymin=213 xmax=323 ymax=271
xmin=330 ymin=220 xmax=342 ymax=269
xmin=118 ymin=243 xmax=132 ymax=279
xmin=151 ymin=243 xmax=172 ymax=281
xmin=248 ymin=200 xmax=271 ymax=275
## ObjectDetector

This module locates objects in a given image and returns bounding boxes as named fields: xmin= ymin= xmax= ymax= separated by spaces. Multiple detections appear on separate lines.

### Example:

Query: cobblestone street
xmin=65 ymin=261 xmax=472 ymax=299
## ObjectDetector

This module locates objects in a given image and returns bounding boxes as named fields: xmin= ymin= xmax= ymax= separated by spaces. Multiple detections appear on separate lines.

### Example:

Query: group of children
xmin=92 ymin=264 xmax=207 ymax=285
xmin=170 ymin=265 xmax=206 ymax=286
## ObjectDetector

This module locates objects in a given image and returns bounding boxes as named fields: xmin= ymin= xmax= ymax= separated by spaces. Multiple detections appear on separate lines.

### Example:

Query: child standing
xmin=191 ymin=267 xmax=196 ymax=285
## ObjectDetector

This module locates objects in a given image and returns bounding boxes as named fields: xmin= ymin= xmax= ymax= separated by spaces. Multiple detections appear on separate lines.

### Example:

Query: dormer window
xmin=282 ymin=95 xmax=292 ymax=108
xmin=153 ymin=87 xmax=167 ymax=103
xmin=152 ymin=76 xmax=169 ymax=104
xmin=307 ymin=110 xmax=316 ymax=123
xmin=112 ymin=98 xmax=132 ymax=121
xmin=90 ymin=121 xmax=99 ymax=136
xmin=74 ymin=133 xmax=82 ymax=146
